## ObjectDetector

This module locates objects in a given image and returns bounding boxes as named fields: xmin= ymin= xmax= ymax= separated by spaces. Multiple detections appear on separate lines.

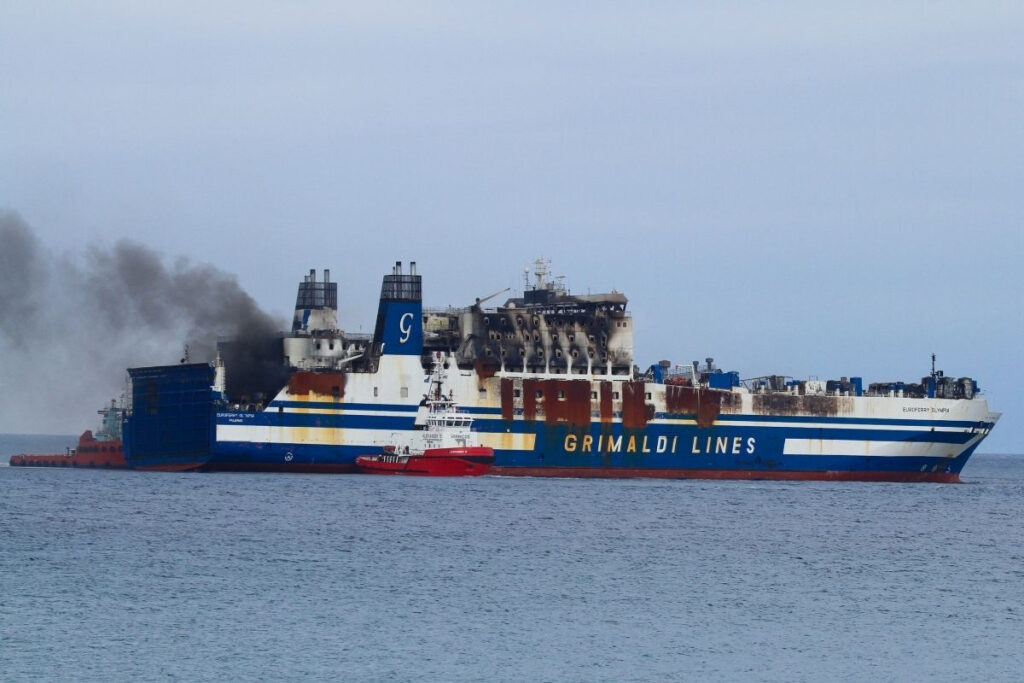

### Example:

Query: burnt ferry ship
xmin=122 ymin=260 xmax=999 ymax=481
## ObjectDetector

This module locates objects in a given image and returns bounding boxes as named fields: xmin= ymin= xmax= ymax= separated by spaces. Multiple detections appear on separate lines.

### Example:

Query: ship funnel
xmin=372 ymin=260 xmax=423 ymax=357
xmin=410 ymin=261 xmax=416 ymax=276
xmin=292 ymin=267 xmax=339 ymax=332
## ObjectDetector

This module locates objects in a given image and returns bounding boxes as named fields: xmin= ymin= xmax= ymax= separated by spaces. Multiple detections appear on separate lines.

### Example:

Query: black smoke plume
xmin=0 ymin=210 xmax=288 ymax=432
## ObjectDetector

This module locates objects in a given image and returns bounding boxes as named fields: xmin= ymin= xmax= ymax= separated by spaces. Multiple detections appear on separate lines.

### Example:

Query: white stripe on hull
xmin=783 ymin=439 xmax=961 ymax=458
xmin=217 ymin=424 xmax=539 ymax=452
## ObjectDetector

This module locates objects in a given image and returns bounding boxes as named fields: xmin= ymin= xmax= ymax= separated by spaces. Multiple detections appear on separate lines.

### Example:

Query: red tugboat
xmin=9 ymin=400 xmax=127 ymax=469
xmin=355 ymin=446 xmax=494 ymax=476
xmin=355 ymin=355 xmax=494 ymax=476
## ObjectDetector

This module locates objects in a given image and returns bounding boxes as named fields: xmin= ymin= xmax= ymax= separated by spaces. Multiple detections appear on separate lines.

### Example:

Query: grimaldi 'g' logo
xmin=563 ymin=433 xmax=758 ymax=455
xmin=398 ymin=312 xmax=413 ymax=344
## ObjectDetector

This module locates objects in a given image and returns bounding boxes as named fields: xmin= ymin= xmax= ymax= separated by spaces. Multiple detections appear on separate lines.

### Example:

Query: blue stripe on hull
xmin=490 ymin=446 xmax=975 ymax=476
xmin=219 ymin=413 xmax=416 ymax=430
xmin=217 ymin=412 xmax=982 ymax=446
xmin=472 ymin=419 xmax=976 ymax=445
xmin=265 ymin=400 xmax=420 ymax=413
xmin=253 ymin=404 xmax=987 ymax=430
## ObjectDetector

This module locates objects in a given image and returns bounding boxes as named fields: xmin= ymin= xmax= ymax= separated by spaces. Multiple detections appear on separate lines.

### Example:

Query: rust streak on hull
xmin=621 ymin=380 xmax=648 ymax=428
xmin=500 ymin=377 xmax=515 ymax=421
xmin=288 ymin=372 xmax=346 ymax=398
xmin=599 ymin=381 xmax=614 ymax=423
xmin=665 ymin=385 xmax=740 ymax=428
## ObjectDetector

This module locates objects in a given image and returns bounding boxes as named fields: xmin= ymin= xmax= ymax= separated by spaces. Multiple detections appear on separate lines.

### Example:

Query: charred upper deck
xmin=424 ymin=260 xmax=634 ymax=376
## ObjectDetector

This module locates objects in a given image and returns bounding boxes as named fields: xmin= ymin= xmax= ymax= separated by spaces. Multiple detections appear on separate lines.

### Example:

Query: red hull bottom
xmin=489 ymin=466 xmax=962 ymax=484
xmin=131 ymin=462 xmax=208 ymax=472
xmin=201 ymin=463 xmax=360 ymax=474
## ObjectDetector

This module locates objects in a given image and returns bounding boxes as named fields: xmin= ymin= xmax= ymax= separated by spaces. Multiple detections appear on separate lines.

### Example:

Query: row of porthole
xmin=485 ymin=330 xmax=604 ymax=344
xmin=482 ymin=315 xmax=604 ymax=330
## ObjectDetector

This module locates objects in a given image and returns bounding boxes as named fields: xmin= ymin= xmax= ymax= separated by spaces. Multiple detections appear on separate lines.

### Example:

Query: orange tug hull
xmin=355 ymin=446 xmax=494 ymax=476
xmin=9 ymin=431 xmax=127 ymax=469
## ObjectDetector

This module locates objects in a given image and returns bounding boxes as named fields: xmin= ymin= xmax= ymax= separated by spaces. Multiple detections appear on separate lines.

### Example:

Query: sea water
xmin=1 ymin=435 xmax=1022 ymax=682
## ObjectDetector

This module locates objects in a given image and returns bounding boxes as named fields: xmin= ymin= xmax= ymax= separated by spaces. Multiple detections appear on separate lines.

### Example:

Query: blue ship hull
xmin=205 ymin=406 xmax=992 ymax=482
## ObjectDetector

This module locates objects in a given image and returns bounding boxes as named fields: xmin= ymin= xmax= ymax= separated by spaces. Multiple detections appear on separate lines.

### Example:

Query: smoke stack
xmin=410 ymin=261 xmax=416 ymax=276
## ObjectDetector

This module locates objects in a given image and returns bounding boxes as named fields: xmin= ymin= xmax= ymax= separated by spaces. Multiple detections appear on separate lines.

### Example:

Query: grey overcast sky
xmin=1 ymin=2 xmax=1021 ymax=452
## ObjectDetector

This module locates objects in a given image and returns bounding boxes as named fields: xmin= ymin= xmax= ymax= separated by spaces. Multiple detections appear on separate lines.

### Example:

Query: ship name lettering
xmin=564 ymin=433 xmax=679 ymax=454
xmin=563 ymin=433 xmax=721 ymax=455
xmin=691 ymin=436 xmax=756 ymax=455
